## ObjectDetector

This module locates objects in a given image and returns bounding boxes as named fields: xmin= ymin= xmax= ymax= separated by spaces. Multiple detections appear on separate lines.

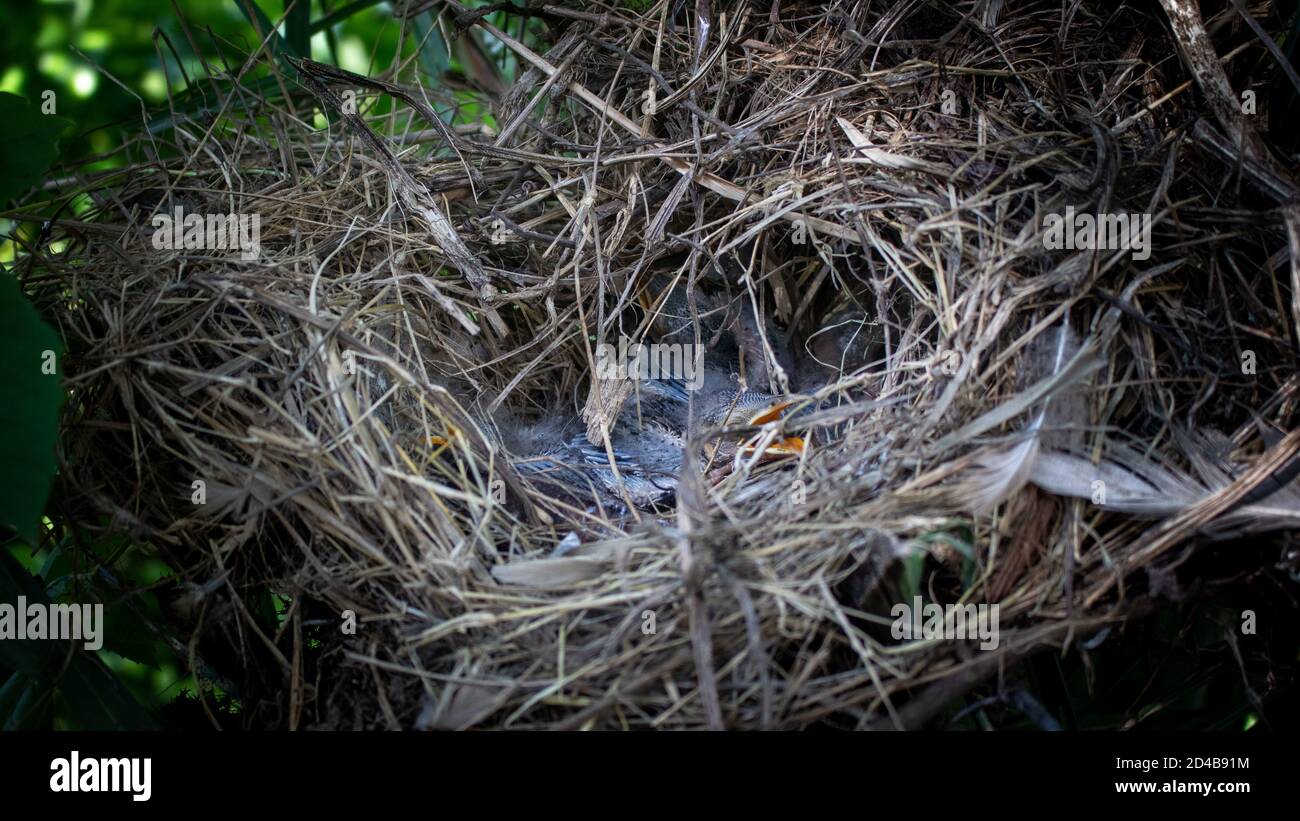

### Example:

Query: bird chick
xmin=497 ymin=371 xmax=800 ymax=512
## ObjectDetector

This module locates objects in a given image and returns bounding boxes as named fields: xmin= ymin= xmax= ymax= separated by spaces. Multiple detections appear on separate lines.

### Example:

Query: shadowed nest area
xmin=20 ymin=0 xmax=1300 ymax=729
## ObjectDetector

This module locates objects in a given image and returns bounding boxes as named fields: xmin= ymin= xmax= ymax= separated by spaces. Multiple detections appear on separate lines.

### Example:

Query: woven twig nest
xmin=29 ymin=0 xmax=1300 ymax=729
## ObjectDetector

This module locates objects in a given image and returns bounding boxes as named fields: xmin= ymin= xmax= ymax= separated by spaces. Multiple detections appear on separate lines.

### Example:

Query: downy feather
xmin=961 ymin=318 xmax=1094 ymax=513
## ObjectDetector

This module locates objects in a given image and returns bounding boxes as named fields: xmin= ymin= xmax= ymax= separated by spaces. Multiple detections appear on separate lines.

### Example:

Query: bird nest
xmin=24 ymin=0 xmax=1300 ymax=729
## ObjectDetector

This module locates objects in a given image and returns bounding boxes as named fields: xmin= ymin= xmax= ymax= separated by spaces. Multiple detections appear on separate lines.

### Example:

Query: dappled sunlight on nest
xmin=25 ymin=0 xmax=1300 ymax=728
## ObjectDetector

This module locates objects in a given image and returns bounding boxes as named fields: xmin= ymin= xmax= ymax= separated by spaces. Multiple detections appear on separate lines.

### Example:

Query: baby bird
xmin=393 ymin=276 xmax=868 ymax=520
xmin=498 ymin=372 xmax=798 ymax=511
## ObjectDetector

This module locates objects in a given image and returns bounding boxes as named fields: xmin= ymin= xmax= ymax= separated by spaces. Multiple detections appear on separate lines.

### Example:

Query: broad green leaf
xmin=0 ymin=273 xmax=65 ymax=545
xmin=1 ymin=551 xmax=160 ymax=728
xmin=310 ymin=0 xmax=385 ymax=34
xmin=412 ymin=11 xmax=452 ymax=92
xmin=0 ymin=92 xmax=72 ymax=206
xmin=233 ymin=0 xmax=299 ymax=70
xmin=0 ymin=549 xmax=56 ymax=674
xmin=100 ymin=592 xmax=169 ymax=668
xmin=285 ymin=0 xmax=311 ymax=60
xmin=56 ymin=653 xmax=160 ymax=730
xmin=0 ymin=671 xmax=51 ymax=729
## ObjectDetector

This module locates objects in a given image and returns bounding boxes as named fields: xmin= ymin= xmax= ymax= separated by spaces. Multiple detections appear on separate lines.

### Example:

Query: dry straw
xmin=20 ymin=0 xmax=1300 ymax=728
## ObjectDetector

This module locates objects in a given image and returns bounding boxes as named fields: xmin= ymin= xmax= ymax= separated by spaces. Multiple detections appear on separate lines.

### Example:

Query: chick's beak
xmin=425 ymin=423 xmax=462 ymax=451
xmin=745 ymin=400 xmax=791 ymax=426
xmin=738 ymin=400 xmax=804 ymax=459
xmin=739 ymin=436 xmax=805 ymax=459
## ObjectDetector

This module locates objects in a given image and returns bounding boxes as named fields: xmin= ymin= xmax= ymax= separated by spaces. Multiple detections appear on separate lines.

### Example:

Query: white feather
xmin=959 ymin=319 xmax=1092 ymax=513
xmin=491 ymin=556 xmax=606 ymax=588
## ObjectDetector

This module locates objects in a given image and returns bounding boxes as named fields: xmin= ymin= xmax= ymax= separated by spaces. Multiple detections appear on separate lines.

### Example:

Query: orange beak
xmin=425 ymin=423 xmax=461 ymax=450
xmin=739 ymin=436 xmax=805 ymax=459
xmin=737 ymin=401 xmax=803 ymax=459
xmin=745 ymin=400 xmax=792 ymax=426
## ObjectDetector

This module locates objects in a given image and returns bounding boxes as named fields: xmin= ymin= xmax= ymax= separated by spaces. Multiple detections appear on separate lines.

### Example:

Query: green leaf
xmin=285 ymin=0 xmax=311 ymax=60
xmin=412 ymin=10 xmax=452 ymax=91
xmin=901 ymin=547 xmax=926 ymax=602
xmin=0 ymin=671 xmax=51 ymax=729
xmin=310 ymin=0 xmax=385 ymax=34
xmin=0 ymin=549 xmax=56 ymax=674
xmin=233 ymin=0 xmax=299 ymax=69
xmin=0 ymin=92 xmax=72 ymax=206
xmin=0 ymin=551 xmax=159 ymax=728
xmin=56 ymin=653 xmax=160 ymax=730
xmin=0 ymin=273 xmax=65 ymax=545
xmin=100 ymin=592 xmax=169 ymax=668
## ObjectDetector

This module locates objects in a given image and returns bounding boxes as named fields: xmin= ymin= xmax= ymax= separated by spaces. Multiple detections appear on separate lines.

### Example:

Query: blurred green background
xmin=1 ymin=0 xmax=409 ymax=157
xmin=0 ymin=0 xmax=531 ymax=263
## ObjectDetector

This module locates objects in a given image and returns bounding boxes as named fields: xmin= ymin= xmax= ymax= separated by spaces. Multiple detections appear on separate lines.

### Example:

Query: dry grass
xmin=18 ymin=0 xmax=1300 ymax=728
